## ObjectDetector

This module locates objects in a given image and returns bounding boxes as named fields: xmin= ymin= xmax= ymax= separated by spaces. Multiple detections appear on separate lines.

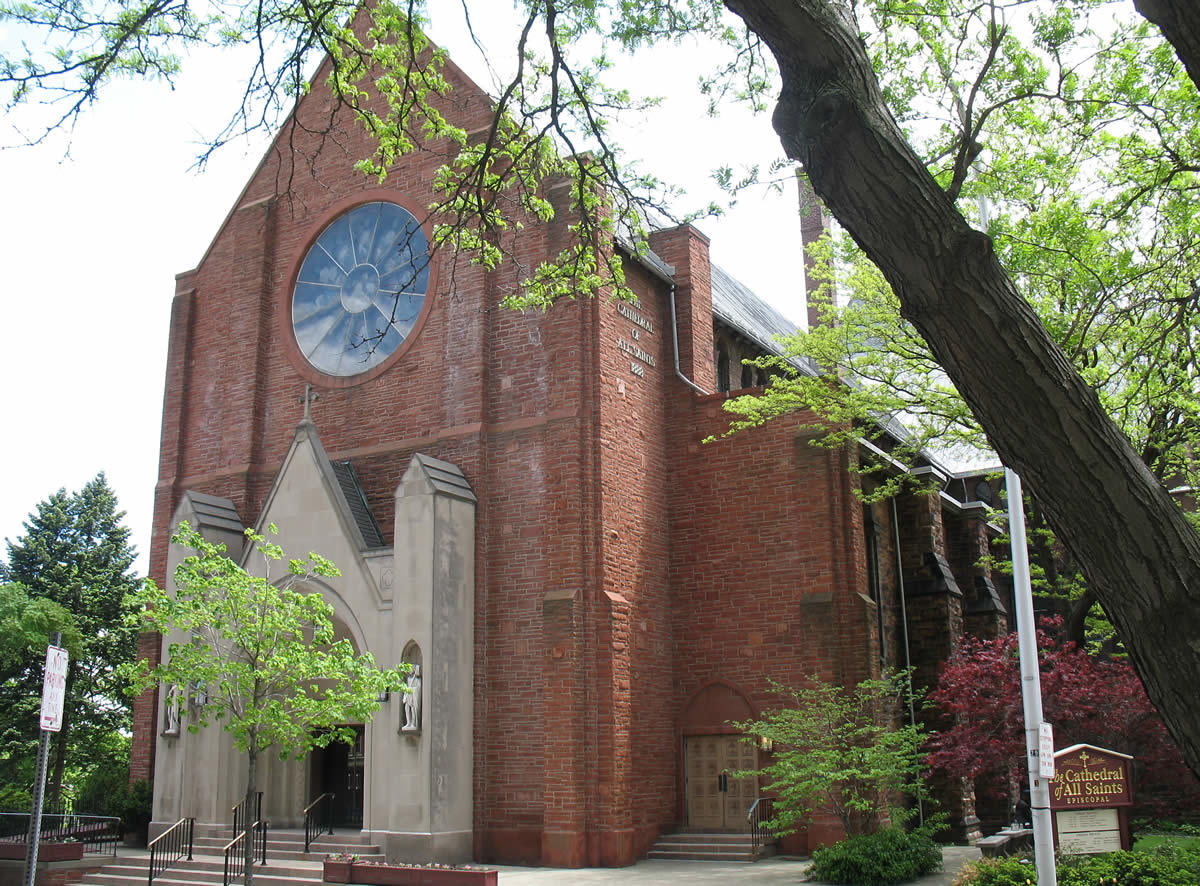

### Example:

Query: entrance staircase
xmin=78 ymin=830 xmax=381 ymax=886
xmin=646 ymin=830 xmax=775 ymax=862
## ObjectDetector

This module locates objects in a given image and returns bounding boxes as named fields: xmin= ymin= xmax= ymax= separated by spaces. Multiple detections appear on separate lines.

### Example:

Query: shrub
xmin=809 ymin=826 xmax=942 ymax=885
xmin=76 ymin=763 xmax=130 ymax=817
xmin=0 ymin=784 xmax=32 ymax=812
xmin=122 ymin=779 xmax=153 ymax=841
xmin=1060 ymin=844 xmax=1200 ymax=886
xmin=736 ymin=671 xmax=928 ymax=838
xmin=955 ymin=846 xmax=1200 ymax=886
xmin=951 ymin=857 xmax=1033 ymax=886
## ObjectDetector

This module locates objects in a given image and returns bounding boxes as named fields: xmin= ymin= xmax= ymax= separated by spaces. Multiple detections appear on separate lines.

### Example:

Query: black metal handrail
xmin=747 ymin=796 xmax=774 ymax=859
xmin=230 ymin=792 xmax=262 ymax=838
xmin=147 ymin=817 xmax=194 ymax=886
xmin=302 ymin=793 xmax=335 ymax=852
xmin=222 ymin=819 xmax=266 ymax=886
xmin=0 ymin=812 xmax=121 ymax=856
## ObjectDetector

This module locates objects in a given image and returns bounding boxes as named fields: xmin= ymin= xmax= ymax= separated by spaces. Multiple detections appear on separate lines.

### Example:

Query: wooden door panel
xmin=685 ymin=734 xmax=758 ymax=831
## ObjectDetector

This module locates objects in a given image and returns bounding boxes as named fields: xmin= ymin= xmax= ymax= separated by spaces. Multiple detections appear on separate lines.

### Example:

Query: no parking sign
xmin=39 ymin=645 xmax=69 ymax=732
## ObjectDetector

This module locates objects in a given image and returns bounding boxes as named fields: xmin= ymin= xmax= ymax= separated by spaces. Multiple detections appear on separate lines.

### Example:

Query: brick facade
xmin=132 ymin=33 xmax=1010 ymax=865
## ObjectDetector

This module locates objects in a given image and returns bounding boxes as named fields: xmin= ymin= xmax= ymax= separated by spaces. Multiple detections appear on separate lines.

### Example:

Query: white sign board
xmin=1056 ymin=807 xmax=1121 ymax=854
xmin=39 ymin=645 xmax=69 ymax=732
xmin=1038 ymin=722 xmax=1055 ymax=778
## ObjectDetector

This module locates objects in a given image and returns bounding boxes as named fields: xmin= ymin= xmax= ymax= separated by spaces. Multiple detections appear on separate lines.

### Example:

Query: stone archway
xmin=303 ymin=611 xmax=368 ymax=828
xmin=678 ymin=682 xmax=758 ymax=831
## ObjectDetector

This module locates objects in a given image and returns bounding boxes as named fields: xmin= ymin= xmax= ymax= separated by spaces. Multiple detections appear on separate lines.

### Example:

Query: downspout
xmin=624 ymin=244 xmax=709 ymax=396
xmin=669 ymin=281 xmax=710 ymax=395
xmin=892 ymin=494 xmax=923 ymax=826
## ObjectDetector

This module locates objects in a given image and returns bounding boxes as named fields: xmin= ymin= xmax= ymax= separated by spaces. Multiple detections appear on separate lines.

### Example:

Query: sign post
xmin=24 ymin=635 xmax=67 ymax=886
xmin=1007 ymin=469 xmax=1057 ymax=886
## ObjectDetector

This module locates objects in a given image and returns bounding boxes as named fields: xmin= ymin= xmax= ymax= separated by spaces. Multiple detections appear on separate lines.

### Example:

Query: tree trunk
xmin=1133 ymin=0 xmax=1200 ymax=92
xmin=245 ymin=749 xmax=257 ymax=886
xmin=723 ymin=0 xmax=1200 ymax=777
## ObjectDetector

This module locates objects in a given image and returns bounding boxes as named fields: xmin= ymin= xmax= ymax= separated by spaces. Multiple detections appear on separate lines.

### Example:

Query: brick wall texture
xmin=130 ymin=35 xmax=1002 ymax=865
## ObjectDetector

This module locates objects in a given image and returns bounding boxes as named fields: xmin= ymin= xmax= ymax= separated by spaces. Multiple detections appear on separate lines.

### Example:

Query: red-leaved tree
xmin=928 ymin=619 xmax=1200 ymax=823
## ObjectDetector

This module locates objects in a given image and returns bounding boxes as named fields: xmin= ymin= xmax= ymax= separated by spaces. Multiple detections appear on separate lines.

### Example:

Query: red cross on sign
xmin=39 ymin=646 xmax=69 ymax=732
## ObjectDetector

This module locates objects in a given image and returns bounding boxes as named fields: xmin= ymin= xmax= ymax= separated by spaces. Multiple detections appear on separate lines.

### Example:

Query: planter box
xmin=324 ymin=861 xmax=498 ymax=886
xmin=0 ymin=842 xmax=85 ymax=861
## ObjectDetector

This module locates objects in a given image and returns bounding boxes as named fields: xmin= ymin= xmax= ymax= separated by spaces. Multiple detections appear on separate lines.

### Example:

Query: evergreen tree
xmin=1 ymin=474 xmax=139 ymax=808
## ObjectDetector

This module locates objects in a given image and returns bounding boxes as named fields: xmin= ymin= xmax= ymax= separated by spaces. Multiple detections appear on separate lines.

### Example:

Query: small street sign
xmin=1039 ymin=722 xmax=1055 ymax=779
xmin=39 ymin=645 xmax=69 ymax=732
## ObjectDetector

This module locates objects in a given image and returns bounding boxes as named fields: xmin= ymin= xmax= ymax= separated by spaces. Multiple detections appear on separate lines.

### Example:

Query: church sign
xmin=1049 ymin=744 xmax=1133 ymax=853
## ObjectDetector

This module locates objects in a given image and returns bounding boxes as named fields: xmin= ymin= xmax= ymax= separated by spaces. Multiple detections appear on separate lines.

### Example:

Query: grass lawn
xmin=1132 ymin=833 xmax=1200 ymax=852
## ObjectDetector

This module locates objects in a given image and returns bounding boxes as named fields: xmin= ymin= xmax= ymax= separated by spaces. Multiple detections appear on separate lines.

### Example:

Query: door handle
xmin=718 ymin=773 xmax=728 ymax=792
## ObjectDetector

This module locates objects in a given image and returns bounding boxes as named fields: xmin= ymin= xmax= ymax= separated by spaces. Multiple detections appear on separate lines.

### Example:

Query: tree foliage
xmin=0 ymin=474 xmax=138 ymax=807
xmin=723 ymin=0 xmax=1200 ymax=500
xmin=735 ymin=671 xmax=928 ymax=838
xmin=6 ymin=0 xmax=1200 ymax=780
xmin=123 ymin=522 xmax=405 ymax=885
xmin=928 ymin=619 xmax=1200 ymax=820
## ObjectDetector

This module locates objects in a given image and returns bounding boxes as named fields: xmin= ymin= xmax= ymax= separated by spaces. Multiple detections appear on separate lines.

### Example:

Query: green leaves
xmin=124 ymin=521 xmax=406 ymax=763
xmin=0 ymin=473 xmax=140 ymax=803
xmin=736 ymin=671 xmax=928 ymax=838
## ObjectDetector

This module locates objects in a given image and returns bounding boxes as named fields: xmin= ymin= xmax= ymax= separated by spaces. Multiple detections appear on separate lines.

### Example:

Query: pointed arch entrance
xmin=311 ymin=726 xmax=365 ymax=827
xmin=302 ymin=600 xmax=367 ymax=829
xmin=679 ymin=681 xmax=759 ymax=832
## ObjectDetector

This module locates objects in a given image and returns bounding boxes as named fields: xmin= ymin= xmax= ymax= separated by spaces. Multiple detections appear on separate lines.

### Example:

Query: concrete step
xmin=646 ymin=830 xmax=767 ymax=863
xmin=191 ymin=842 xmax=382 ymax=861
xmin=653 ymin=832 xmax=757 ymax=845
xmin=83 ymin=872 xmax=322 ymax=886
xmin=80 ymin=859 xmax=324 ymax=886
xmin=77 ymin=828 xmax=386 ymax=886
xmin=646 ymin=848 xmax=755 ymax=862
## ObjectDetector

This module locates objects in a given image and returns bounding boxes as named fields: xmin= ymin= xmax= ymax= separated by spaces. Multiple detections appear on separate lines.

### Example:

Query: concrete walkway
xmin=99 ymin=843 xmax=983 ymax=885
xmin=484 ymin=845 xmax=982 ymax=885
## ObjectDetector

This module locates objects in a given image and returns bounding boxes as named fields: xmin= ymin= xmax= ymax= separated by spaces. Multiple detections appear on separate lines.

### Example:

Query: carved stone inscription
xmin=616 ymin=300 xmax=656 ymax=379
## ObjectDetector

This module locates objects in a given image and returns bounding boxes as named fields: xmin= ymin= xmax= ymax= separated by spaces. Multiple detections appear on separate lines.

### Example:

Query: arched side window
xmin=716 ymin=347 xmax=731 ymax=393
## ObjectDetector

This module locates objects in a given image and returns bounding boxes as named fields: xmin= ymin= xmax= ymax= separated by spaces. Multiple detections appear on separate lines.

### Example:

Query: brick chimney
xmin=797 ymin=169 xmax=831 ymax=331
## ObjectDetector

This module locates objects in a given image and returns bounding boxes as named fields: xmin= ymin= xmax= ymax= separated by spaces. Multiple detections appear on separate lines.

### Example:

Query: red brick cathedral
xmin=131 ymin=30 xmax=1009 ymax=868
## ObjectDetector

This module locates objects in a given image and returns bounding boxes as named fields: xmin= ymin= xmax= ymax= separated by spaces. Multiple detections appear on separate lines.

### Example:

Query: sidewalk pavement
xmin=483 ymin=845 xmax=982 ymax=884
xmin=106 ymin=843 xmax=982 ymax=885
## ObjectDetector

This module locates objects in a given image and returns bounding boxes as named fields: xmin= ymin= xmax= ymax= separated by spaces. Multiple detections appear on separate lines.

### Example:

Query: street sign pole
xmin=24 ymin=633 xmax=66 ymax=886
xmin=1007 ymin=470 xmax=1057 ymax=886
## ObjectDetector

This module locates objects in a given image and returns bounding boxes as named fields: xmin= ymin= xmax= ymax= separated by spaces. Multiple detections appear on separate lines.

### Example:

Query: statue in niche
xmin=402 ymin=665 xmax=422 ymax=731
xmin=163 ymin=684 xmax=181 ymax=736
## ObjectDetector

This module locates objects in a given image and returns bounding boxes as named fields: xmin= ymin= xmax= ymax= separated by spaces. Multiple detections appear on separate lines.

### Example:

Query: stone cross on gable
xmin=298 ymin=384 xmax=320 ymax=420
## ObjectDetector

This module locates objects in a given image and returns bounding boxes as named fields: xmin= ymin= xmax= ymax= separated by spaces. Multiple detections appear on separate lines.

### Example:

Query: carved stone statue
xmin=402 ymin=665 xmax=422 ymax=731
xmin=163 ymin=684 xmax=181 ymax=735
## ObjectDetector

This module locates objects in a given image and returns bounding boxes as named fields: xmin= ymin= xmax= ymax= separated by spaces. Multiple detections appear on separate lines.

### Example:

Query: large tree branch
xmin=1134 ymin=0 xmax=1200 ymax=93
xmin=723 ymin=0 xmax=1200 ymax=776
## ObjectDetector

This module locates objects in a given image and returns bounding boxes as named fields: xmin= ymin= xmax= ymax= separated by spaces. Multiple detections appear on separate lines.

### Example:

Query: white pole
xmin=1006 ymin=469 xmax=1057 ymax=886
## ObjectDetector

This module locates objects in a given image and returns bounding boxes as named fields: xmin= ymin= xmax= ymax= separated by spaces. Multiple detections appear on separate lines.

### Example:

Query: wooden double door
xmin=684 ymin=734 xmax=758 ymax=830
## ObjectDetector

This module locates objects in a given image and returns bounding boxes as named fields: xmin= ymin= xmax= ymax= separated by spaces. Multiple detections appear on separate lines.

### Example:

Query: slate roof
xmin=412 ymin=453 xmax=478 ymax=503
xmin=331 ymin=460 xmax=387 ymax=549
xmin=184 ymin=491 xmax=243 ymax=534
xmin=710 ymin=264 xmax=818 ymax=376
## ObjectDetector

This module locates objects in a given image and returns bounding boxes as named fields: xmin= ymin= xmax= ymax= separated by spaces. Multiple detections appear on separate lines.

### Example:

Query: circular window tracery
xmin=291 ymin=201 xmax=430 ymax=377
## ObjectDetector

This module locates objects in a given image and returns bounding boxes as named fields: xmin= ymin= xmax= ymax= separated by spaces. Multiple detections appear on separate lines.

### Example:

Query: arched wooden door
xmin=679 ymin=681 xmax=758 ymax=832
xmin=684 ymin=734 xmax=758 ymax=830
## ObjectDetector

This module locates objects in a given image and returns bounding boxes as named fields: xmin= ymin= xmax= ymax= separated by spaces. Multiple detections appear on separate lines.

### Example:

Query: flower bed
xmin=323 ymin=858 xmax=497 ymax=886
